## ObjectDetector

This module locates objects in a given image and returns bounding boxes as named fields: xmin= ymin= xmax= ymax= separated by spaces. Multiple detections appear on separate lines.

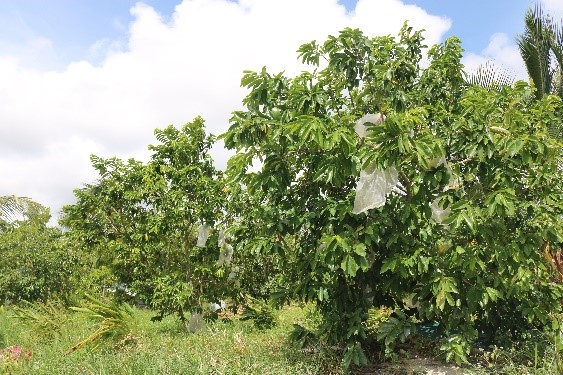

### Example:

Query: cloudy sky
xmin=1 ymin=0 xmax=561 ymax=223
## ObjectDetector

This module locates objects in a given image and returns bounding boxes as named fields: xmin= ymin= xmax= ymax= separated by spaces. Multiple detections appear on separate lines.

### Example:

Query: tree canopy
xmin=61 ymin=118 xmax=231 ymax=326
xmin=222 ymin=24 xmax=563 ymax=364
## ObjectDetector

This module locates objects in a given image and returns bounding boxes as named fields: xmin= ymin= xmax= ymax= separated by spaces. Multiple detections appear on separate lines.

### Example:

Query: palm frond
xmin=10 ymin=300 xmax=69 ymax=337
xmin=0 ymin=195 xmax=45 ymax=222
xmin=549 ymin=18 xmax=563 ymax=66
xmin=466 ymin=60 xmax=514 ymax=89
xmin=517 ymin=3 xmax=560 ymax=99
xmin=547 ymin=13 xmax=563 ymax=98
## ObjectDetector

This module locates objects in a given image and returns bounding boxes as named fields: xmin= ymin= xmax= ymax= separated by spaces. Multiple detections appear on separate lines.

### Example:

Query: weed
xmin=67 ymin=293 xmax=135 ymax=353
xmin=10 ymin=300 xmax=69 ymax=339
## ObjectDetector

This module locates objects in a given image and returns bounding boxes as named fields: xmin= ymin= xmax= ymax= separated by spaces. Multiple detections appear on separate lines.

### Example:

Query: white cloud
xmin=0 ymin=36 xmax=55 ymax=69
xmin=542 ymin=0 xmax=563 ymax=19
xmin=0 ymin=136 xmax=103 ymax=223
xmin=0 ymin=0 xmax=451 ymax=222
xmin=462 ymin=33 xmax=528 ymax=82
xmin=463 ymin=0 xmax=563 ymax=86
xmin=352 ymin=0 xmax=450 ymax=45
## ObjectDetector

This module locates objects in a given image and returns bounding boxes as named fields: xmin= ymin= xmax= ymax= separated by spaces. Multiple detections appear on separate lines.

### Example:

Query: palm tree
xmin=516 ymin=3 xmax=563 ymax=143
xmin=516 ymin=3 xmax=563 ymax=100
xmin=0 ymin=195 xmax=46 ymax=223
xmin=517 ymin=5 xmax=563 ymax=284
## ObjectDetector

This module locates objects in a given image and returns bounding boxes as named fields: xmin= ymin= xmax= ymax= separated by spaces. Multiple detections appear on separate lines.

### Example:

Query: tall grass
xmin=1 ymin=302 xmax=561 ymax=374
xmin=0 ymin=303 xmax=340 ymax=374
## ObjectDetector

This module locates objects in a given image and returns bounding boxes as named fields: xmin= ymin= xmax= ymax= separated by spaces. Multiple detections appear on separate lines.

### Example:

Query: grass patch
xmin=0 ymin=303 xmax=340 ymax=374
xmin=0 ymin=302 xmax=561 ymax=374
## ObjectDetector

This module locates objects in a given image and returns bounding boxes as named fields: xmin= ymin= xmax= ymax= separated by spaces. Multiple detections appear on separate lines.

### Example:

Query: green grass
xmin=1 ymin=302 xmax=561 ymax=374
xmin=0 ymin=303 xmax=340 ymax=375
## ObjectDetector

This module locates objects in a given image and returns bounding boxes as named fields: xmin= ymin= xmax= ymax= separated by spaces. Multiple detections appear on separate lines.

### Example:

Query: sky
xmin=1 ymin=0 xmax=562 ymax=223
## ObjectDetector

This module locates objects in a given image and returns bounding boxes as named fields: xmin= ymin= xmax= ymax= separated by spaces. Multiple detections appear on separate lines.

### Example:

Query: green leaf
xmin=434 ymin=277 xmax=458 ymax=311
xmin=380 ymin=258 xmax=397 ymax=274
xmin=342 ymin=342 xmax=368 ymax=368
xmin=353 ymin=243 xmax=367 ymax=256
xmin=507 ymin=139 xmax=525 ymax=156
xmin=341 ymin=254 xmax=360 ymax=277
xmin=485 ymin=287 xmax=502 ymax=302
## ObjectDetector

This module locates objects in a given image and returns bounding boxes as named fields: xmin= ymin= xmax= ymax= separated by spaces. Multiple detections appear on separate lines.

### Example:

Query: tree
xmin=61 ymin=118 xmax=231 ymax=327
xmin=223 ymin=25 xmax=563 ymax=365
xmin=517 ymin=3 xmax=563 ymax=100
xmin=0 ymin=200 xmax=78 ymax=303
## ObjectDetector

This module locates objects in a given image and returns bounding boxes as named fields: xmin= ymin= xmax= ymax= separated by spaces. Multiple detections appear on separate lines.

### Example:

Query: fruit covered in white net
xmin=354 ymin=113 xmax=384 ymax=138
xmin=196 ymin=224 xmax=210 ymax=247
xmin=431 ymin=197 xmax=451 ymax=224
xmin=352 ymin=163 xmax=399 ymax=214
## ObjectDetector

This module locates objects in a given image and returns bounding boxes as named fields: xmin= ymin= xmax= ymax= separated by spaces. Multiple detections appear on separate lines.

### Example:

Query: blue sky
xmin=403 ymin=0 xmax=531 ymax=51
xmin=0 ymin=0 xmax=561 ymax=221
xmin=0 ymin=0 xmax=535 ymax=68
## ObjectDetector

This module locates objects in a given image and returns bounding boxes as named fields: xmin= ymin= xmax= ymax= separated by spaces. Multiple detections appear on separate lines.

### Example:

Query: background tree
xmin=517 ymin=3 xmax=563 ymax=100
xmin=0 ymin=195 xmax=48 ymax=224
xmin=61 ymin=118 xmax=230 ymax=327
xmin=0 ymin=200 xmax=78 ymax=303
xmin=223 ymin=25 xmax=563 ymax=365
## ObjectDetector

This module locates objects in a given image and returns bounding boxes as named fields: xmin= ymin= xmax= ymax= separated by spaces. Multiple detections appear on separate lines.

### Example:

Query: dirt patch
xmin=354 ymin=357 xmax=471 ymax=375
xmin=403 ymin=358 xmax=470 ymax=374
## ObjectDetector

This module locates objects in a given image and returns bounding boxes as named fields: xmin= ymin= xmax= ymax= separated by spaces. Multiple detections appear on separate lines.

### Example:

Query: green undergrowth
xmin=0 ymin=303 xmax=340 ymax=374
xmin=0 ymin=302 xmax=561 ymax=374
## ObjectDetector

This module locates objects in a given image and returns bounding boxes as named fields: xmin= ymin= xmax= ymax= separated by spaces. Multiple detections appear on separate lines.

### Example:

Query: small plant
xmin=10 ymin=300 xmax=68 ymax=338
xmin=240 ymin=296 xmax=278 ymax=330
xmin=544 ymin=318 xmax=563 ymax=374
xmin=67 ymin=293 xmax=135 ymax=353
xmin=289 ymin=324 xmax=319 ymax=350
xmin=364 ymin=306 xmax=394 ymax=337
xmin=365 ymin=306 xmax=417 ymax=358
xmin=439 ymin=333 xmax=472 ymax=365
xmin=472 ymin=327 xmax=563 ymax=374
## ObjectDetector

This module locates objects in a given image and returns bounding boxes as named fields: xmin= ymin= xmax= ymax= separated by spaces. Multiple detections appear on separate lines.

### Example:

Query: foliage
xmin=240 ymin=296 xmax=278 ymax=330
xmin=365 ymin=307 xmax=417 ymax=359
xmin=439 ymin=333 xmax=472 ymax=366
xmin=517 ymin=3 xmax=563 ymax=100
xmin=0 ymin=195 xmax=48 ymax=224
xmin=67 ymin=294 xmax=135 ymax=353
xmin=0 ymin=303 xmax=341 ymax=374
xmin=375 ymin=311 xmax=416 ymax=349
xmin=61 ymin=118 xmax=231 ymax=325
xmin=0 ymin=202 xmax=79 ymax=303
xmin=2 ymin=302 xmax=563 ymax=374
xmin=223 ymin=186 xmax=305 ymax=305
xmin=364 ymin=306 xmax=394 ymax=337
xmin=289 ymin=323 xmax=319 ymax=351
xmin=470 ymin=323 xmax=563 ymax=374
xmin=516 ymin=4 xmax=563 ymax=144
xmin=222 ymin=24 xmax=563 ymax=366
xmin=10 ymin=300 xmax=69 ymax=339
